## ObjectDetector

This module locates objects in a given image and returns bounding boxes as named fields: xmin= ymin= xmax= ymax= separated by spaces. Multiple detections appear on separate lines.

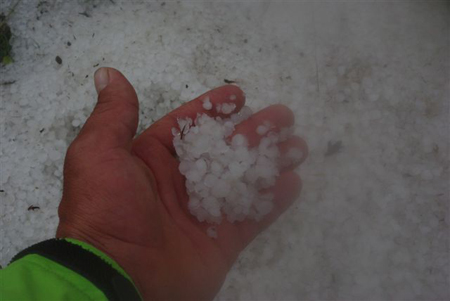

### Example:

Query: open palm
xmin=57 ymin=68 xmax=308 ymax=300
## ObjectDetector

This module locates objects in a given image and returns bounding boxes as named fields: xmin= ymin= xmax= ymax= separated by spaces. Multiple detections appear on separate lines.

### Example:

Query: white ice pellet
xmin=256 ymin=125 xmax=269 ymax=135
xmin=231 ymin=134 xmax=248 ymax=147
xmin=195 ymin=158 xmax=207 ymax=175
xmin=202 ymin=96 xmax=212 ymax=110
xmin=71 ymin=119 xmax=81 ymax=127
xmin=221 ymin=103 xmax=236 ymax=114
xmin=49 ymin=150 xmax=61 ymax=161
xmin=204 ymin=174 xmax=219 ymax=187
xmin=229 ymin=95 xmax=237 ymax=100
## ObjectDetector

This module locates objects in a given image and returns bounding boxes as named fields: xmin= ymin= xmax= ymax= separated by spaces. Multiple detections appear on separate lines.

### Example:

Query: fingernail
xmin=94 ymin=67 xmax=110 ymax=94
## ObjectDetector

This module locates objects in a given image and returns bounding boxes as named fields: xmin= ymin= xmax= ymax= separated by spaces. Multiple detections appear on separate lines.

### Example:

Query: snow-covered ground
xmin=1 ymin=0 xmax=448 ymax=300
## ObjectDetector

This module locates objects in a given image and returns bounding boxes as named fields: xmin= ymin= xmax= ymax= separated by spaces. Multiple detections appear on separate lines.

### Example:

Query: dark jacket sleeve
xmin=0 ymin=238 xmax=141 ymax=301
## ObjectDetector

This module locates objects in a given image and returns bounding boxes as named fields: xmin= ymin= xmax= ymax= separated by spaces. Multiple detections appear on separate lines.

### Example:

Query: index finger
xmin=134 ymin=85 xmax=245 ymax=154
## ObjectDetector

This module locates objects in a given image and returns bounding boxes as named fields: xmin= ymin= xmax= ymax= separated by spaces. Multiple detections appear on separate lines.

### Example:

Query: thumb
xmin=78 ymin=68 xmax=139 ymax=151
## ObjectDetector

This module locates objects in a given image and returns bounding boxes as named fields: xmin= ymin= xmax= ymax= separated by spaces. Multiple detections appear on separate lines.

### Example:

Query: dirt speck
xmin=79 ymin=12 xmax=90 ymax=18
xmin=1 ymin=80 xmax=16 ymax=86
xmin=325 ymin=140 xmax=343 ymax=157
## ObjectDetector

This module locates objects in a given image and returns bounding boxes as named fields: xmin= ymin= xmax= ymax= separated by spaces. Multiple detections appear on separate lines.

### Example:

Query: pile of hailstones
xmin=173 ymin=96 xmax=301 ymax=229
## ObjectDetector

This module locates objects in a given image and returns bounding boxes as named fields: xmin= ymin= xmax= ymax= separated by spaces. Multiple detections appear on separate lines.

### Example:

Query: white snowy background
xmin=1 ymin=0 xmax=448 ymax=300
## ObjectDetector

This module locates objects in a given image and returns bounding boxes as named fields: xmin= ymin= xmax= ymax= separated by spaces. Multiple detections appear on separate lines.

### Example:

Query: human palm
xmin=57 ymin=68 xmax=307 ymax=300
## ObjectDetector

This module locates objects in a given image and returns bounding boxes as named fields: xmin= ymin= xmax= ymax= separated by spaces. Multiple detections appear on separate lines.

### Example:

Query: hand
xmin=56 ymin=68 xmax=308 ymax=300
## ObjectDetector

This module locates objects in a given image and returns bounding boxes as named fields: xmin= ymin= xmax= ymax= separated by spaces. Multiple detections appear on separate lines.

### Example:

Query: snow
xmin=1 ymin=0 xmax=448 ymax=300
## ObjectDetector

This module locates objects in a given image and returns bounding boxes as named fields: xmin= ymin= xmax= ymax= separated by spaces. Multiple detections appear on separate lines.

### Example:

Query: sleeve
xmin=0 ymin=238 xmax=141 ymax=301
